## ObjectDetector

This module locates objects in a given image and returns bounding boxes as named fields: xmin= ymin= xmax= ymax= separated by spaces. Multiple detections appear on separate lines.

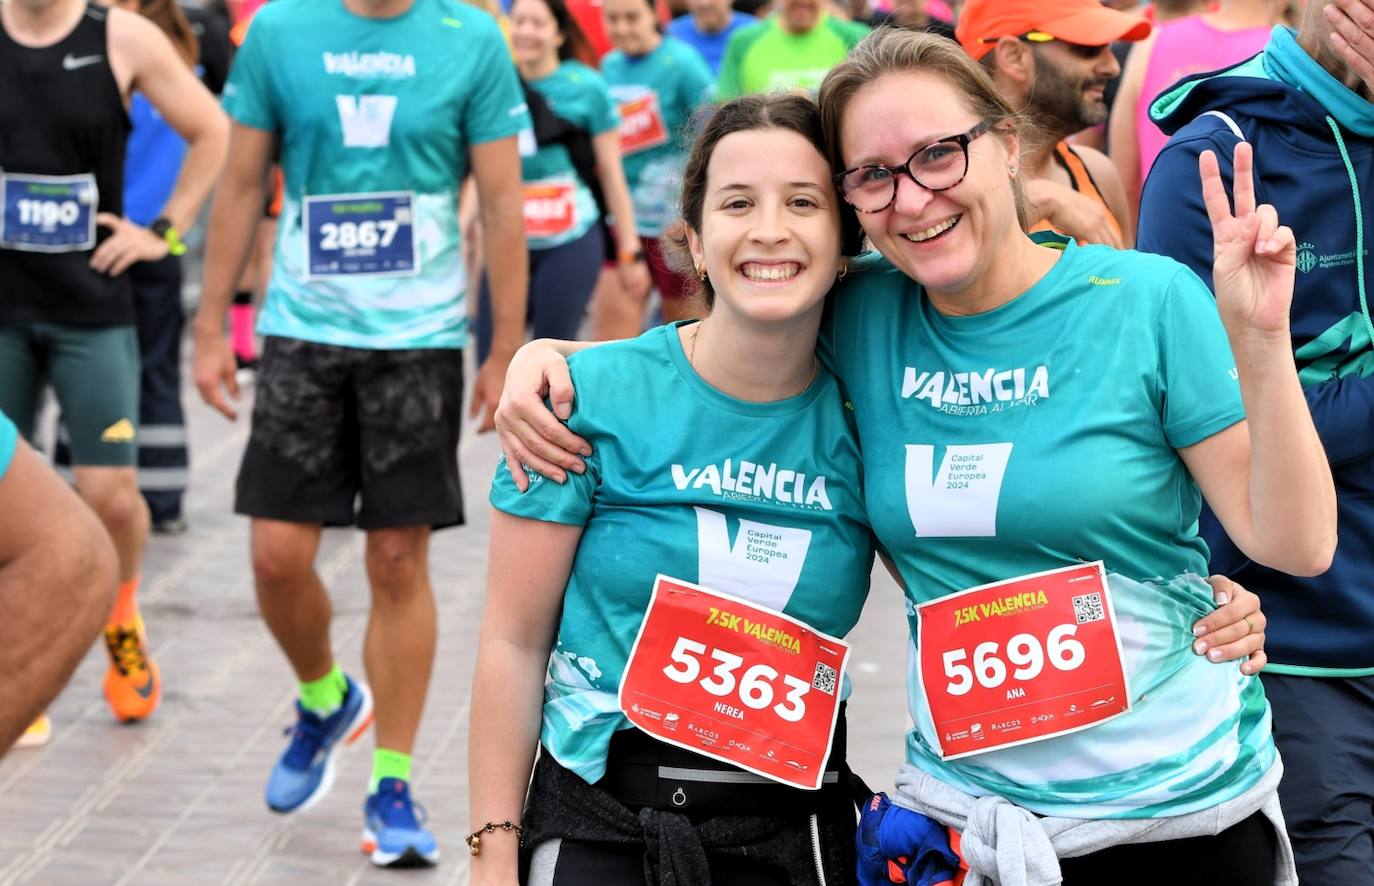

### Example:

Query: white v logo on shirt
xmin=336 ymin=95 xmax=397 ymax=148
xmin=905 ymin=443 xmax=1013 ymax=538
xmin=694 ymin=506 xmax=811 ymax=612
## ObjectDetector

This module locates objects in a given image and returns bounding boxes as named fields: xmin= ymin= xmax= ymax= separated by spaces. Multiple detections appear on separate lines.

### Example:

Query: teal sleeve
xmin=488 ymin=392 xmax=599 ymax=525
xmin=464 ymin=25 xmax=533 ymax=145
xmin=680 ymin=44 xmax=716 ymax=106
xmin=587 ymin=74 xmax=621 ymax=136
xmin=1157 ymin=267 xmax=1246 ymax=449
xmin=0 ymin=410 xmax=17 ymax=480
xmin=488 ymin=453 xmax=598 ymax=525
xmin=221 ymin=13 xmax=278 ymax=132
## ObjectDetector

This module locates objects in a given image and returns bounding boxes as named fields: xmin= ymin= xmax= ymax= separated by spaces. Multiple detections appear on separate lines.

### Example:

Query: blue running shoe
xmin=265 ymin=675 xmax=373 ymax=814
xmin=362 ymin=778 xmax=439 ymax=867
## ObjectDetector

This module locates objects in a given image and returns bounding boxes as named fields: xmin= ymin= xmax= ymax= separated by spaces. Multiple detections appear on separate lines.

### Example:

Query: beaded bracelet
xmin=465 ymin=820 xmax=522 ymax=856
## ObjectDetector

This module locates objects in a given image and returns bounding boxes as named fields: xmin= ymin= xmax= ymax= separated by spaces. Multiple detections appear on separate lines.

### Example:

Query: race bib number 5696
xmin=917 ymin=562 xmax=1130 ymax=760
xmin=620 ymin=575 xmax=850 ymax=790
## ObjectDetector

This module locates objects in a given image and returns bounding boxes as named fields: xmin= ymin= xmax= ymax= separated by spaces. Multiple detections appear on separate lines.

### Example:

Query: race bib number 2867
xmin=619 ymin=575 xmax=850 ymax=790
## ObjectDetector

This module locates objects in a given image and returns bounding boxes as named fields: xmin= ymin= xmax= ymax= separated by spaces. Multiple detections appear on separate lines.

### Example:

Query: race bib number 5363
xmin=619 ymin=575 xmax=850 ymax=790
xmin=917 ymin=562 xmax=1130 ymax=760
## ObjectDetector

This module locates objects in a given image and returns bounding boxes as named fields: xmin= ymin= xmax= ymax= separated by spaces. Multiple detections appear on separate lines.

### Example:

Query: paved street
xmin=0 ymin=354 xmax=911 ymax=886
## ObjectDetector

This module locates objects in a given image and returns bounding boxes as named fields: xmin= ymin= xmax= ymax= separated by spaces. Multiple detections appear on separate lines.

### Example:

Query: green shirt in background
xmin=717 ymin=15 xmax=868 ymax=99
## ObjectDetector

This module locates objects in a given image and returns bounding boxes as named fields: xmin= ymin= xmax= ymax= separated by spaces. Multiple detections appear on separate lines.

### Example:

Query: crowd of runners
xmin=1 ymin=0 xmax=1373 ymax=881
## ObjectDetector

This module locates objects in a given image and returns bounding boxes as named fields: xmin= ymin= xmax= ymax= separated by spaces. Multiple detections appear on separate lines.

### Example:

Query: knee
xmin=251 ymin=531 xmax=316 ymax=589
xmin=82 ymin=478 xmax=148 ymax=539
xmin=365 ymin=530 xmax=427 ymax=591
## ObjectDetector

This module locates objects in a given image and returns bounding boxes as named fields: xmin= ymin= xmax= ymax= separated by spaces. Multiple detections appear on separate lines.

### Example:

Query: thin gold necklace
xmin=689 ymin=321 xmax=820 ymax=393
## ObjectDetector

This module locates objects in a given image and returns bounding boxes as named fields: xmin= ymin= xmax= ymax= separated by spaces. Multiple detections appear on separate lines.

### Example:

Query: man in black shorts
xmin=192 ymin=0 xmax=529 ymax=863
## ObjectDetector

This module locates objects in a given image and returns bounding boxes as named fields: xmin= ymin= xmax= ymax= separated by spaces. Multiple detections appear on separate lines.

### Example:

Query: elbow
xmin=1249 ymin=527 xmax=1337 ymax=578
xmin=1295 ymin=527 xmax=1338 ymax=577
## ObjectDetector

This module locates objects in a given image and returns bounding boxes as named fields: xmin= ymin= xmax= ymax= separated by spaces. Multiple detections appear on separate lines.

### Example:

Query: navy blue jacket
xmin=1138 ymin=51 xmax=1374 ymax=676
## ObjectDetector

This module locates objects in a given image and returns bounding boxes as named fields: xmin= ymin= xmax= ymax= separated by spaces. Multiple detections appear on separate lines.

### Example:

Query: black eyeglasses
xmin=978 ymin=31 xmax=1109 ymax=60
xmin=834 ymin=120 xmax=992 ymax=214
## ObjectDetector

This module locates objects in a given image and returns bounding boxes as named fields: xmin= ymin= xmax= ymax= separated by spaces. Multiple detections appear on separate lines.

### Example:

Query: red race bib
xmin=619 ymin=575 xmax=850 ymax=790
xmin=617 ymin=93 xmax=669 ymax=156
xmin=522 ymin=182 xmax=576 ymax=238
xmin=917 ymin=562 xmax=1130 ymax=760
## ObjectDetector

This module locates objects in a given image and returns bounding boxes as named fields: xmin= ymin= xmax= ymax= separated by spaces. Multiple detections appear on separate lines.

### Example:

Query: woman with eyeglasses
xmin=492 ymin=29 xmax=1328 ymax=884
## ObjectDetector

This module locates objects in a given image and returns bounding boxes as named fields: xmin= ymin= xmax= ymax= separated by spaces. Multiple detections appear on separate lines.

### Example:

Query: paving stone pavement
xmin=0 ymin=353 xmax=911 ymax=886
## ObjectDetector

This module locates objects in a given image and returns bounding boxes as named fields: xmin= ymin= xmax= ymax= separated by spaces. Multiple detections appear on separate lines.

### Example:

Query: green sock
xmin=370 ymin=748 xmax=412 ymax=793
xmin=298 ymin=664 xmax=347 ymax=716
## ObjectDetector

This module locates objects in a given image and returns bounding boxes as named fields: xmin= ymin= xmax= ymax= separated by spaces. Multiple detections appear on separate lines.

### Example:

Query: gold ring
xmin=1243 ymin=614 xmax=1257 ymax=635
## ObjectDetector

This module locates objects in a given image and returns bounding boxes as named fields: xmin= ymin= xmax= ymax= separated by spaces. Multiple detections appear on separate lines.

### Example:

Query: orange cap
xmin=955 ymin=0 xmax=1151 ymax=61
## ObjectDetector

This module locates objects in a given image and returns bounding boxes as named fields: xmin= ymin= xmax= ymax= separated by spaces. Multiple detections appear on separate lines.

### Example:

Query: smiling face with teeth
xmin=839 ymin=69 xmax=1037 ymax=313
xmin=685 ymin=127 xmax=842 ymax=330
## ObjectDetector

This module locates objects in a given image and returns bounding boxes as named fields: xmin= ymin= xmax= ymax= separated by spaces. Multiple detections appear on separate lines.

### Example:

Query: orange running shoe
xmin=102 ymin=615 xmax=162 ymax=722
xmin=14 ymin=714 xmax=52 ymax=748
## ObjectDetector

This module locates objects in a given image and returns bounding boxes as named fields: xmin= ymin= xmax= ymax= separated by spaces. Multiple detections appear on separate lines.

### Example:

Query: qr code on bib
xmin=812 ymin=662 xmax=838 ymax=695
xmin=1073 ymin=592 xmax=1105 ymax=624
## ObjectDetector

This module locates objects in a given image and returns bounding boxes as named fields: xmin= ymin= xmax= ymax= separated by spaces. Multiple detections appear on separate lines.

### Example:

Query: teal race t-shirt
xmin=825 ymin=237 xmax=1275 ymax=819
xmin=490 ymin=323 xmax=875 ymax=784
xmin=0 ymin=409 xmax=17 ymax=479
xmin=223 ymin=0 xmax=529 ymax=350
xmin=522 ymin=61 xmax=620 ymax=251
xmin=601 ymin=38 xmax=714 ymax=237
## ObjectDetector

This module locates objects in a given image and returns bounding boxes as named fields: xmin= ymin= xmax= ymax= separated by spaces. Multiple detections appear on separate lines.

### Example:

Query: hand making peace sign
xmin=1200 ymin=141 xmax=1295 ymax=337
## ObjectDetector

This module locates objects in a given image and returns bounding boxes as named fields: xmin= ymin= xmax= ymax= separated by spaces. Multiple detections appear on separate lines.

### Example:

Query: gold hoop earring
xmin=695 ymin=264 xmax=706 ymax=281
xmin=838 ymin=259 xmax=849 ymax=280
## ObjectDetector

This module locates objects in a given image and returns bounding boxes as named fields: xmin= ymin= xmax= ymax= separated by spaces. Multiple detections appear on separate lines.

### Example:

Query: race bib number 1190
xmin=619 ymin=575 xmax=850 ymax=790
xmin=0 ymin=172 xmax=98 ymax=252
xmin=917 ymin=561 xmax=1130 ymax=760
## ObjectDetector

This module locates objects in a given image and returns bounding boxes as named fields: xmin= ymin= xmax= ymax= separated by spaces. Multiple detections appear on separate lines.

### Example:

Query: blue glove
xmin=855 ymin=792 xmax=963 ymax=886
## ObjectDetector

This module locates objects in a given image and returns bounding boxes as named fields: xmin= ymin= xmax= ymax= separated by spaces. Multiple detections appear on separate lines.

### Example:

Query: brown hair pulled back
xmin=138 ymin=0 xmax=200 ymax=68
xmin=818 ymin=29 xmax=1031 ymax=230
xmin=663 ymin=93 xmax=865 ymax=309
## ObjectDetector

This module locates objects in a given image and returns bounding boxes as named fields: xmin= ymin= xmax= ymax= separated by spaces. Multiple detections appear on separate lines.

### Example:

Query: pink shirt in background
xmin=1135 ymin=16 xmax=1271 ymax=181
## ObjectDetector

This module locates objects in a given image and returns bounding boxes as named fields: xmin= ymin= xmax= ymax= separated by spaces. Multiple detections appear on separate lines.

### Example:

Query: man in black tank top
xmin=0 ymin=0 xmax=228 ymax=737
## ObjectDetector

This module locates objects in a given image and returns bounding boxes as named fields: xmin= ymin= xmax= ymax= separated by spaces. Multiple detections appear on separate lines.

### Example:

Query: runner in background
xmin=193 ymin=0 xmax=529 ymax=864
xmin=665 ymin=0 xmax=755 ymax=75
xmin=1 ymin=411 xmax=118 ymax=753
xmin=1110 ymin=0 xmax=1284 ymax=220
xmin=477 ymin=0 xmax=648 ymax=361
xmin=0 ymin=0 xmax=228 ymax=738
xmin=957 ymin=0 xmax=1146 ymax=246
xmin=716 ymin=0 xmax=867 ymax=98
xmin=594 ymin=0 xmax=714 ymax=338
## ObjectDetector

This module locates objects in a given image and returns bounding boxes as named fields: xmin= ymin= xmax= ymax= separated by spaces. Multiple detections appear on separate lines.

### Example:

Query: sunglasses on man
xmin=978 ymin=31 xmax=1111 ymax=60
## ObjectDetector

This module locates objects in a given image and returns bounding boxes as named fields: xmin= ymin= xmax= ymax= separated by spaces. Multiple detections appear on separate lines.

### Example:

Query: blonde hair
xmin=818 ymin=28 xmax=1030 ymax=229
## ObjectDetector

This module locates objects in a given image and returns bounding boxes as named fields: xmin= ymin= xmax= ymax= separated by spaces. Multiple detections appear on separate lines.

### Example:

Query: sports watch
xmin=150 ymin=217 xmax=188 ymax=257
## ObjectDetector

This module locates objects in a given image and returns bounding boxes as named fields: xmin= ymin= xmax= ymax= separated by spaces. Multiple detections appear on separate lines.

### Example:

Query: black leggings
xmin=1059 ymin=811 xmax=1276 ymax=885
